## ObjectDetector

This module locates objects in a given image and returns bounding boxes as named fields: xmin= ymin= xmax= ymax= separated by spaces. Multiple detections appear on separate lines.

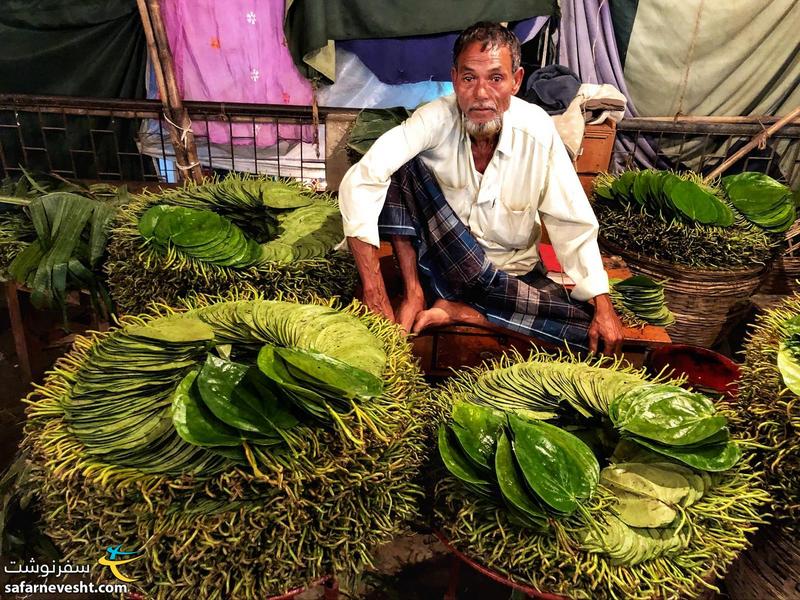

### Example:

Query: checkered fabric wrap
xmin=378 ymin=158 xmax=594 ymax=349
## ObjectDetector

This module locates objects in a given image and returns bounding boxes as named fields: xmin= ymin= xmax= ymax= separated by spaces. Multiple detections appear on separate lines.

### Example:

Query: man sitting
xmin=338 ymin=22 xmax=623 ymax=355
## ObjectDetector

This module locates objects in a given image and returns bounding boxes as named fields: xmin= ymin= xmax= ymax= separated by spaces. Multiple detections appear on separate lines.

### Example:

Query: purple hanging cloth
xmin=339 ymin=18 xmax=548 ymax=85
xmin=162 ymin=0 xmax=313 ymax=147
xmin=558 ymin=0 xmax=662 ymax=169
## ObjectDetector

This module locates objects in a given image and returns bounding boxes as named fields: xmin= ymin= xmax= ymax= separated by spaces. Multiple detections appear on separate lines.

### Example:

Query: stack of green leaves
xmin=0 ymin=172 xmax=124 ymax=310
xmin=346 ymin=107 xmax=412 ymax=157
xmin=139 ymin=205 xmax=262 ymax=268
xmin=106 ymin=174 xmax=356 ymax=315
xmin=608 ymin=383 xmax=740 ymax=472
xmin=610 ymin=275 xmax=675 ymax=327
xmin=439 ymin=402 xmax=599 ymax=528
xmin=21 ymin=294 xmax=437 ymax=598
xmin=732 ymin=297 xmax=800 ymax=532
xmin=594 ymin=169 xmax=733 ymax=226
xmin=8 ymin=190 xmax=122 ymax=315
xmin=777 ymin=314 xmax=800 ymax=396
xmin=434 ymin=351 xmax=767 ymax=599
xmin=722 ymin=172 xmax=798 ymax=233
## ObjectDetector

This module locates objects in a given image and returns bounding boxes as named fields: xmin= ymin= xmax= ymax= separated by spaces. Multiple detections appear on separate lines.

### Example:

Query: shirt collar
xmin=496 ymin=108 xmax=513 ymax=156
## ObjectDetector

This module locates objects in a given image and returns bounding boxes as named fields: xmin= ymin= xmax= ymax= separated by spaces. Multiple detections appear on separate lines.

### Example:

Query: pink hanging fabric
xmin=162 ymin=0 xmax=313 ymax=147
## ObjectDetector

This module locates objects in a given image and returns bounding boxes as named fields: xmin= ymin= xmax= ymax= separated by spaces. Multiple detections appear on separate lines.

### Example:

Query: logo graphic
xmin=97 ymin=545 xmax=143 ymax=583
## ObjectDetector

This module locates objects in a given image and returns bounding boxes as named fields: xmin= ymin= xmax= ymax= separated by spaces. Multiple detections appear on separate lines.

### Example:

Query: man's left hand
xmin=587 ymin=294 xmax=624 ymax=356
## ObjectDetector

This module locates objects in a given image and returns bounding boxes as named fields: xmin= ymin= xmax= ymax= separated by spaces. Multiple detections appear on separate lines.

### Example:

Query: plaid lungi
xmin=378 ymin=158 xmax=594 ymax=349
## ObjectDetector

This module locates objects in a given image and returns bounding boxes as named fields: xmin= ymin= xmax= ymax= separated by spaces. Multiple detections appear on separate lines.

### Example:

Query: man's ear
xmin=511 ymin=67 xmax=524 ymax=95
xmin=451 ymin=65 xmax=458 ymax=87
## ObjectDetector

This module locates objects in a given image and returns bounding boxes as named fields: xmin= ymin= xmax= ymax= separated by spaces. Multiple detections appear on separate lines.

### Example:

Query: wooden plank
xmin=5 ymin=282 xmax=31 ymax=383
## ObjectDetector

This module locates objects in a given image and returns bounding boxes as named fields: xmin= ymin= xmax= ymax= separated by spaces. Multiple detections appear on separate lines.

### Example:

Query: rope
xmin=162 ymin=111 xmax=200 ymax=171
xmin=162 ymin=111 xmax=194 ymax=146
xmin=675 ymin=0 xmax=705 ymax=115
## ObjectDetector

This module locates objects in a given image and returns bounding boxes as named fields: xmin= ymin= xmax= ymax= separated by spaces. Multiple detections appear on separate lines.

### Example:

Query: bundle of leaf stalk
xmin=435 ymin=350 xmax=768 ymax=600
xmin=594 ymin=170 xmax=794 ymax=270
xmin=106 ymin=173 xmax=357 ymax=315
xmin=0 ymin=170 xmax=125 ymax=317
xmin=19 ymin=293 xmax=438 ymax=599
xmin=731 ymin=296 xmax=800 ymax=532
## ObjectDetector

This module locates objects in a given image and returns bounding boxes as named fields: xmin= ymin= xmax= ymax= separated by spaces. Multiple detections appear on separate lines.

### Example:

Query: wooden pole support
xmin=135 ymin=0 xmax=190 ymax=180
xmin=704 ymin=104 xmax=800 ymax=182
xmin=137 ymin=0 xmax=204 ymax=183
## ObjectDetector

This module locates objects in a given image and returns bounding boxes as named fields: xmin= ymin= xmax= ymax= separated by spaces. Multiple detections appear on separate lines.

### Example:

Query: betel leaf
xmin=274 ymin=346 xmax=384 ymax=399
xmin=170 ymin=369 xmax=243 ymax=447
xmin=126 ymin=317 xmax=215 ymax=344
xmin=494 ymin=430 xmax=547 ymax=527
xmin=777 ymin=344 xmax=800 ymax=396
xmin=449 ymin=402 xmax=505 ymax=472
xmin=612 ymin=384 xmax=726 ymax=446
xmin=195 ymin=354 xmax=278 ymax=433
xmin=508 ymin=415 xmax=599 ymax=514
xmin=627 ymin=435 xmax=741 ymax=472
xmin=437 ymin=425 xmax=492 ymax=487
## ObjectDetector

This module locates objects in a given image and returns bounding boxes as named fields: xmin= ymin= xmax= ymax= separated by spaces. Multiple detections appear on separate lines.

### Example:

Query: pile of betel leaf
xmin=434 ymin=351 xmax=766 ymax=600
xmin=733 ymin=299 xmax=800 ymax=532
xmin=609 ymin=274 xmax=674 ymax=327
xmin=20 ymin=295 xmax=436 ymax=598
xmin=594 ymin=170 xmax=789 ymax=270
xmin=106 ymin=173 xmax=356 ymax=314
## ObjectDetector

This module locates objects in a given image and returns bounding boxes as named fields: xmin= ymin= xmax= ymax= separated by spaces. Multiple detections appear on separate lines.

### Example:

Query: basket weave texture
xmin=601 ymin=238 xmax=768 ymax=347
xmin=759 ymin=219 xmax=800 ymax=294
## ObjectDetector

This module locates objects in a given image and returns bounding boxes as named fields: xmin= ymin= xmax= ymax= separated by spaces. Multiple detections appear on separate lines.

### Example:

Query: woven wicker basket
xmin=600 ymin=238 xmax=768 ymax=348
xmin=759 ymin=219 xmax=800 ymax=295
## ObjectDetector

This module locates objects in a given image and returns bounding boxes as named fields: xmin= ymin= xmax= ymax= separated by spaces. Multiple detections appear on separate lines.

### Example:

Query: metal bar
xmin=619 ymin=118 xmax=800 ymax=137
xmin=0 ymin=93 xmax=361 ymax=119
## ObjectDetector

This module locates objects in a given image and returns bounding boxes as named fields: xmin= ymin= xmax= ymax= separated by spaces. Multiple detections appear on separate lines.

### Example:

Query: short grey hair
xmin=452 ymin=22 xmax=522 ymax=72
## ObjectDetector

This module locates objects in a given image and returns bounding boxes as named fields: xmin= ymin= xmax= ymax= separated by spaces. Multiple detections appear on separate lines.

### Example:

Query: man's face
xmin=451 ymin=41 xmax=524 ymax=138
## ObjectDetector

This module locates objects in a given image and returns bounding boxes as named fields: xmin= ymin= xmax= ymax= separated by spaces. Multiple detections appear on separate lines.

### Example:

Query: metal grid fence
xmin=614 ymin=118 xmax=800 ymax=189
xmin=0 ymin=94 xmax=359 ymax=187
xmin=2 ymin=94 xmax=798 ymax=191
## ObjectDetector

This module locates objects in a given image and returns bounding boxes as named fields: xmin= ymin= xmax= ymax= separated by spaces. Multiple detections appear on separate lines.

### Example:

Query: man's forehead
xmin=456 ymin=42 xmax=513 ymax=71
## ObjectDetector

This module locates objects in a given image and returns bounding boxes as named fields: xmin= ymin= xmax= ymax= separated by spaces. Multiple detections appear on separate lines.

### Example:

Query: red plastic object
xmin=435 ymin=530 xmax=568 ymax=600
xmin=645 ymin=344 xmax=740 ymax=398
xmin=538 ymin=243 xmax=563 ymax=273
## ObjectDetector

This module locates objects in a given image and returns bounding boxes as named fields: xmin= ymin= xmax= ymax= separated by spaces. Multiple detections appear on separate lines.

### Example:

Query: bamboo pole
xmin=138 ymin=0 xmax=204 ymax=183
xmin=705 ymin=105 xmax=800 ymax=182
xmin=135 ymin=0 xmax=191 ymax=180
xmin=630 ymin=115 xmax=800 ymax=124
xmin=146 ymin=0 xmax=203 ymax=183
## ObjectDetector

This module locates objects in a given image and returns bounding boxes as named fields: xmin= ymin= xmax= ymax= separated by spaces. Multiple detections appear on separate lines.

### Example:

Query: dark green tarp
xmin=285 ymin=0 xmax=558 ymax=81
xmin=0 ymin=0 xmax=149 ymax=180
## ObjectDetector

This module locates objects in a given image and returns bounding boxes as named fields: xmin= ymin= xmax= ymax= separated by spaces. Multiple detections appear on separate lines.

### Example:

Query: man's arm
xmin=537 ymin=121 xmax=621 ymax=354
xmin=339 ymin=102 xmax=441 ymax=324
xmin=587 ymin=293 xmax=624 ymax=355
xmin=348 ymin=237 xmax=395 ymax=322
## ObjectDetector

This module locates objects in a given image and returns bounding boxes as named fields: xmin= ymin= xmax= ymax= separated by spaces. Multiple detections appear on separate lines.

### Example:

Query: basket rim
xmin=599 ymin=237 xmax=768 ymax=278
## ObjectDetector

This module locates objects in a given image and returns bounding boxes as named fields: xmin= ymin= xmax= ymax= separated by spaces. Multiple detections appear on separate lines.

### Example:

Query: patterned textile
xmin=162 ymin=0 xmax=313 ymax=147
xmin=378 ymin=158 xmax=594 ymax=349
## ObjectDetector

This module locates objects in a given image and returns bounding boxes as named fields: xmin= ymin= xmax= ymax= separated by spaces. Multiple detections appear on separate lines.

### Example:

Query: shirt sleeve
xmin=338 ymin=104 xmax=439 ymax=247
xmin=537 ymin=126 xmax=609 ymax=302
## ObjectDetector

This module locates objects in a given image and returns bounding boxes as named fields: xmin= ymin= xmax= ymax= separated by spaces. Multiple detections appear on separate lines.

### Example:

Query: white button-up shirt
xmin=338 ymin=94 xmax=609 ymax=301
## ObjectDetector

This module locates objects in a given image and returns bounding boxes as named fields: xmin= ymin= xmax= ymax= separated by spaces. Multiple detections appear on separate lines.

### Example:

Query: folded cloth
xmin=523 ymin=64 xmax=582 ymax=115
xmin=377 ymin=158 xmax=594 ymax=349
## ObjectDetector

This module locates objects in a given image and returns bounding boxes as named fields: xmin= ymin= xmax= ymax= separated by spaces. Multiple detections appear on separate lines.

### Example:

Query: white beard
xmin=464 ymin=116 xmax=503 ymax=140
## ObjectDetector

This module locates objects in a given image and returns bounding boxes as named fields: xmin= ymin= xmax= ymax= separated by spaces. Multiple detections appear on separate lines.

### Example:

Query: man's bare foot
xmin=411 ymin=298 xmax=489 ymax=333
xmin=395 ymin=290 xmax=426 ymax=333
